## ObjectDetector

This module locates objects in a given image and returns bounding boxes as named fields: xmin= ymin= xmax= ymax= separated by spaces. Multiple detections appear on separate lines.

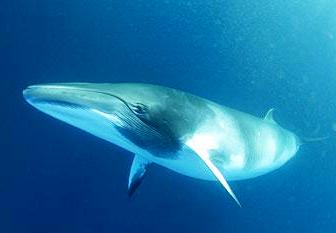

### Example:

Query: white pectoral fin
xmin=128 ymin=155 xmax=151 ymax=197
xmin=202 ymin=154 xmax=241 ymax=207
xmin=186 ymin=141 xmax=241 ymax=207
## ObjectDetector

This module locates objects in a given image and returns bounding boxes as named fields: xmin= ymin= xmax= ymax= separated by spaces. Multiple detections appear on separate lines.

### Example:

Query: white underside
xmin=29 ymin=102 xmax=297 ymax=182
xmin=30 ymin=103 xmax=219 ymax=180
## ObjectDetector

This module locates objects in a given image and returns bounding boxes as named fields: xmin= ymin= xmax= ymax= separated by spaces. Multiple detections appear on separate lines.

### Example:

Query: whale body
xmin=23 ymin=83 xmax=301 ymax=206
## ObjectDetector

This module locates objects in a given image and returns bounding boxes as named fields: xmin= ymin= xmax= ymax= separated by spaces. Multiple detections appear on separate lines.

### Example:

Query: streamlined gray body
xmin=23 ymin=83 xmax=300 ymax=206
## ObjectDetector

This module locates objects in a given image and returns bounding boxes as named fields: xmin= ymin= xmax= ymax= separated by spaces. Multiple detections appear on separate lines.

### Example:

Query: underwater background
xmin=1 ymin=0 xmax=336 ymax=232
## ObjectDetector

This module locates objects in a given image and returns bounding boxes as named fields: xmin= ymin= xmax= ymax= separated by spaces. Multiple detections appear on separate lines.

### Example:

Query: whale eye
xmin=130 ymin=103 xmax=148 ymax=115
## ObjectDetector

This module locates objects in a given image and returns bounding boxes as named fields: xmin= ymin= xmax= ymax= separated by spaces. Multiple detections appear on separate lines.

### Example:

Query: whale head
xmin=23 ymin=83 xmax=207 ymax=157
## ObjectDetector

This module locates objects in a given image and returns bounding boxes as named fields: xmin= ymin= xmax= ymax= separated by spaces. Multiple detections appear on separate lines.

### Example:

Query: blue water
xmin=2 ymin=0 xmax=336 ymax=232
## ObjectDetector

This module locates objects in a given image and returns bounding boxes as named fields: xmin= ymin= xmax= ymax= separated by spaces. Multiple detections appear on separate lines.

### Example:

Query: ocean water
xmin=1 ymin=0 xmax=336 ymax=232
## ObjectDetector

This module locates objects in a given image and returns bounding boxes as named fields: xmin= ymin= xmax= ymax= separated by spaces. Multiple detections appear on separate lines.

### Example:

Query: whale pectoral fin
xmin=186 ymin=142 xmax=241 ymax=207
xmin=201 ymin=151 xmax=241 ymax=207
xmin=128 ymin=155 xmax=151 ymax=197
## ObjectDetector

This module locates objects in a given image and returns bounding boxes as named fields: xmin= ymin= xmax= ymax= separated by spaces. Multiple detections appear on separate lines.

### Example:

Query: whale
xmin=23 ymin=83 xmax=302 ymax=206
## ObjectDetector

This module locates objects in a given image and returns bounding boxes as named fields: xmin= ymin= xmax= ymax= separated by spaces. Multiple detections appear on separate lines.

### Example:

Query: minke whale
xmin=23 ymin=83 xmax=302 ymax=206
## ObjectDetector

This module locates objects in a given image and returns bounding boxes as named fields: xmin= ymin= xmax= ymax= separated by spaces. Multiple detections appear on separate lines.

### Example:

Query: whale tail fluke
xmin=300 ymin=135 xmax=329 ymax=145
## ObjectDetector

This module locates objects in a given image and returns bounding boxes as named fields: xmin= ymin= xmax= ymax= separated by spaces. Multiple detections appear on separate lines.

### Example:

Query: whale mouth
xmin=23 ymin=84 xmax=142 ymax=114
xmin=23 ymin=83 xmax=182 ymax=157
xmin=23 ymin=85 xmax=79 ymax=106
xmin=23 ymin=86 xmax=39 ymax=104
xmin=23 ymin=84 xmax=130 ymax=112
xmin=22 ymin=84 xmax=135 ymax=133
xmin=23 ymin=89 xmax=84 ymax=109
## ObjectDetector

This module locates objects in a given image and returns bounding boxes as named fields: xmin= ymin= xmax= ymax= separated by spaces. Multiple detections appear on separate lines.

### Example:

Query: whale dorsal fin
xmin=264 ymin=108 xmax=277 ymax=124
xmin=128 ymin=155 xmax=150 ymax=197
xmin=186 ymin=139 xmax=241 ymax=207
